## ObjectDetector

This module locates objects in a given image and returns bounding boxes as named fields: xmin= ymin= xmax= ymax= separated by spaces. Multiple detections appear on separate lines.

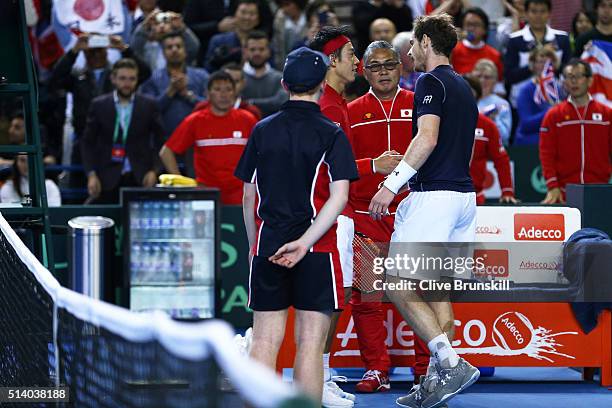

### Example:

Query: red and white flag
xmin=53 ymin=0 xmax=126 ymax=35
xmin=581 ymin=40 xmax=612 ymax=108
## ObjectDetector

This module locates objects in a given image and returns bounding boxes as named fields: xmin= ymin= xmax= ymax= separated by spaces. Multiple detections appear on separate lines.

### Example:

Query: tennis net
xmin=0 ymin=213 xmax=311 ymax=407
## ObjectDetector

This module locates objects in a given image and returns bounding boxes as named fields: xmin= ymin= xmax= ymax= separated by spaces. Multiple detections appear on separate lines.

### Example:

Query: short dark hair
xmin=462 ymin=74 xmax=482 ymax=99
xmin=462 ymin=7 xmax=489 ymax=34
xmin=525 ymin=0 xmax=552 ymax=11
xmin=160 ymin=31 xmax=184 ymax=46
xmin=595 ymin=0 xmax=606 ymax=9
xmin=563 ymin=58 xmax=593 ymax=77
xmin=247 ymin=30 xmax=268 ymax=42
xmin=112 ymin=58 xmax=138 ymax=74
xmin=236 ymin=0 xmax=259 ymax=8
xmin=310 ymin=25 xmax=352 ymax=60
xmin=221 ymin=62 xmax=243 ymax=72
xmin=207 ymin=70 xmax=236 ymax=90
xmin=9 ymin=110 xmax=24 ymax=121
xmin=413 ymin=13 xmax=458 ymax=58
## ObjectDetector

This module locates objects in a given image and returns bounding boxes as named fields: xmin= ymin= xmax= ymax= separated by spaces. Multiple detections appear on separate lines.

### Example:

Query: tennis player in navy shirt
xmin=235 ymin=47 xmax=358 ymax=404
xmin=368 ymin=14 xmax=480 ymax=408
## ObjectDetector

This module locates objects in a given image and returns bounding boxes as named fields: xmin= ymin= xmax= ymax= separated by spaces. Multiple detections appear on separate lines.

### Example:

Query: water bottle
xmin=160 ymin=243 xmax=171 ymax=279
xmin=141 ymin=243 xmax=152 ymax=281
xmin=130 ymin=203 xmax=141 ymax=240
xmin=141 ymin=202 xmax=153 ymax=239
xmin=171 ymin=202 xmax=181 ymax=238
xmin=130 ymin=244 xmax=141 ymax=282
xmin=182 ymin=202 xmax=194 ymax=239
xmin=161 ymin=203 xmax=172 ymax=239
xmin=150 ymin=202 xmax=162 ymax=239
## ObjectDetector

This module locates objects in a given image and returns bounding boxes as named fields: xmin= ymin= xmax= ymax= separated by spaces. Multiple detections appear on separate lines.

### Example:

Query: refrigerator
xmin=122 ymin=187 xmax=220 ymax=319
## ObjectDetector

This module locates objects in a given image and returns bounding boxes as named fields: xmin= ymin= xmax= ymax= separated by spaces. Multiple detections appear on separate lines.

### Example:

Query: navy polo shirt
xmin=410 ymin=65 xmax=478 ymax=193
xmin=235 ymin=100 xmax=358 ymax=257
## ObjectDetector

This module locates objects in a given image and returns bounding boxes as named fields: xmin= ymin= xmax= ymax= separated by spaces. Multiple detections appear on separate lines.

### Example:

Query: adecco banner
xmin=475 ymin=206 xmax=581 ymax=242
xmin=277 ymin=303 xmax=611 ymax=373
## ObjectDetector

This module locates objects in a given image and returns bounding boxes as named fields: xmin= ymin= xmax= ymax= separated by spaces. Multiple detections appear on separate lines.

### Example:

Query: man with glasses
xmin=347 ymin=40 xmax=414 ymax=393
xmin=539 ymin=58 xmax=611 ymax=204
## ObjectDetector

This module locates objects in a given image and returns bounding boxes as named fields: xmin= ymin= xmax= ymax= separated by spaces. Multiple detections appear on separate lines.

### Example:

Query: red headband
xmin=322 ymin=35 xmax=351 ymax=56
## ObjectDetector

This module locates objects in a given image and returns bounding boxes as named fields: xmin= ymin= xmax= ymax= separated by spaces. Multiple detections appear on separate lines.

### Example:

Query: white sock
xmin=427 ymin=333 xmax=459 ymax=369
xmin=323 ymin=353 xmax=331 ymax=381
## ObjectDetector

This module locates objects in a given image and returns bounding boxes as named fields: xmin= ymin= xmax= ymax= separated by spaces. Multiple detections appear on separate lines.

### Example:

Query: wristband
xmin=383 ymin=160 xmax=416 ymax=194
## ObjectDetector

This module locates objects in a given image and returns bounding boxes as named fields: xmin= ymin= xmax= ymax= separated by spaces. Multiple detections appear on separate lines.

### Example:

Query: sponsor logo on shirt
xmin=475 ymin=128 xmax=484 ymax=136
xmin=593 ymin=113 xmax=603 ymax=121
xmin=514 ymin=214 xmax=565 ymax=241
xmin=423 ymin=95 xmax=433 ymax=104
xmin=363 ymin=112 xmax=375 ymax=119
xmin=400 ymin=109 xmax=412 ymax=118
xmin=334 ymin=122 xmax=341 ymax=127
xmin=233 ymin=131 xmax=242 ymax=138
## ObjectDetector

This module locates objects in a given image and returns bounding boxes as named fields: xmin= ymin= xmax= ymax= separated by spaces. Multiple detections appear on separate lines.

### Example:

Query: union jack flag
xmin=533 ymin=59 xmax=559 ymax=106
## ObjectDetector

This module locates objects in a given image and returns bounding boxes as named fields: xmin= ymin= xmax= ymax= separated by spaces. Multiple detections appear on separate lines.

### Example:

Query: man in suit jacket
xmin=82 ymin=58 xmax=164 ymax=204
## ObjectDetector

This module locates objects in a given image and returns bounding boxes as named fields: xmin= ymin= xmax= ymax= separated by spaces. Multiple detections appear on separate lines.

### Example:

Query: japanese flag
xmin=53 ymin=0 xmax=125 ymax=35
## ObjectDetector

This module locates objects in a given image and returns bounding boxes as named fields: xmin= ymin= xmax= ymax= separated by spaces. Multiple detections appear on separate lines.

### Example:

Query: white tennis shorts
xmin=336 ymin=215 xmax=354 ymax=287
xmin=391 ymin=190 xmax=477 ymax=243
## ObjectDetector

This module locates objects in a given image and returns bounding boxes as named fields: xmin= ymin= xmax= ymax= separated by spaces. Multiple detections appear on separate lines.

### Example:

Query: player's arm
xmin=242 ymin=182 xmax=258 ymax=257
xmin=368 ymin=114 xmax=440 ymax=220
xmin=270 ymin=180 xmax=349 ymax=268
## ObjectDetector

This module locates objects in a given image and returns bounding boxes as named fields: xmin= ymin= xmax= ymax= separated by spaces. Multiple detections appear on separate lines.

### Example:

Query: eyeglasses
xmin=564 ymin=74 xmax=588 ymax=82
xmin=365 ymin=61 xmax=400 ymax=72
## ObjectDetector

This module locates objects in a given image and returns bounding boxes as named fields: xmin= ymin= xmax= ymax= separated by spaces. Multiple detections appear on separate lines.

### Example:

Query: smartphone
xmin=88 ymin=34 xmax=109 ymax=48
xmin=156 ymin=12 xmax=172 ymax=23
xmin=318 ymin=11 xmax=328 ymax=26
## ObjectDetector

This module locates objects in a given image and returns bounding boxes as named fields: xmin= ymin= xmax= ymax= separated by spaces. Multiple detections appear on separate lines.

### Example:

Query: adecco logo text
xmin=473 ymin=249 xmax=509 ymax=277
xmin=514 ymin=214 xmax=565 ymax=241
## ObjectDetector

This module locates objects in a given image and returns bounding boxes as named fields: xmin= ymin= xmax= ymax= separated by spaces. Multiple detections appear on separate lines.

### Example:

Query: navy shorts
xmin=248 ymin=251 xmax=344 ymax=312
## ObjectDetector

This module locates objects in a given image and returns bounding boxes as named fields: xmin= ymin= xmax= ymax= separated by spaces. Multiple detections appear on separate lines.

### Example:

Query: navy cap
xmin=282 ymin=47 xmax=329 ymax=93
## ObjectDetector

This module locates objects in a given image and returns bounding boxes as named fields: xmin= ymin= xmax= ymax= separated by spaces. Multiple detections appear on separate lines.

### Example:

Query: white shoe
xmin=322 ymin=382 xmax=354 ymax=407
xmin=328 ymin=377 xmax=356 ymax=401
xmin=244 ymin=327 xmax=253 ymax=355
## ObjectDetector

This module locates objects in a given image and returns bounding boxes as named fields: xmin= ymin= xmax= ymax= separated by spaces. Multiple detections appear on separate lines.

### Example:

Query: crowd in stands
xmin=0 ymin=0 xmax=610 ymax=206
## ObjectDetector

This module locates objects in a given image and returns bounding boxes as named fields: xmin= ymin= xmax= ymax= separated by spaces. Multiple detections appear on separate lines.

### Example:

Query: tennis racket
xmin=352 ymin=231 xmax=386 ymax=293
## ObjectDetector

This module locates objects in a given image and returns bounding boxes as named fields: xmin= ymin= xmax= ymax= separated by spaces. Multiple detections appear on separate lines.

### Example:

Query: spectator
xmin=0 ymin=155 xmax=62 ymax=207
xmin=392 ymin=31 xmax=421 ymax=91
xmin=369 ymin=18 xmax=397 ymax=43
xmin=496 ymin=0 xmax=527 ymax=53
xmin=0 ymin=112 xmax=26 ymax=167
xmin=570 ymin=9 xmax=596 ymax=53
xmin=352 ymin=0 xmax=413 ymax=57
xmin=204 ymin=0 xmax=260 ymax=71
xmin=183 ymin=0 xmax=273 ymax=64
xmin=82 ymin=59 xmax=164 ymax=204
xmin=472 ymin=59 xmax=513 ymax=145
xmin=293 ymin=0 xmax=340 ymax=49
xmin=452 ymin=7 xmax=504 ymax=79
xmin=272 ymin=0 xmax=309 ymax=69
xmin=242 ymin=31 xmax=288 ymax=116
xmin=194 ymin=62 xmax=262 ymax=119
xmin=540 ymin=59 xmax=612 ymax=203
xmin=574 ymin=0 xmax=612 ymax=56
xmin=159 ymin=71 xmax=258 ymax=205
xmin=464 ymin=75 xmax=517 ymax=204
xmin=515 ymin=47 xmax=563 ymax=145
xmin=131 ymin=10 xmax=200 ymax=71
xmin=504 ymin=0 xmax=571 ymax=92
xmin=140 ymin=32 xmax=209 ymax=139
xmin=51 ymin=33 xmax=152 ymax=169
xmin=425 ymin=0 xmax=466 ymax=25
xmin=133 ymin=0 xmax=159 ymax=30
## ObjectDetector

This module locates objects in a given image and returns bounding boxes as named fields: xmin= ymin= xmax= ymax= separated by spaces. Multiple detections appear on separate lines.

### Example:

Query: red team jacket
xmin=347 ymin=88 xmax=414 ymax=213
xmin=165 ymin=107 xmax=258 ymax=205
xmin=470 ymin=113 xmax=514 ymax=204
xmin=540 ymin=98 xmax=612 ymax=192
